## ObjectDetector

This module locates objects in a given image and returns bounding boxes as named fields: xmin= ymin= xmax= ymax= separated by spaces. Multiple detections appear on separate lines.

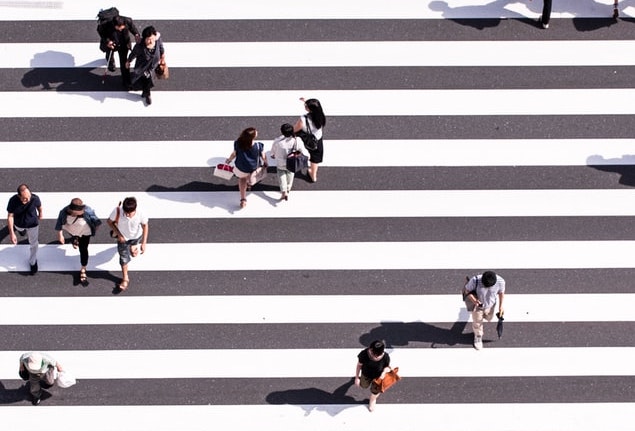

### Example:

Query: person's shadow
xmin=429 ymin=0 xmax=528 ymax=29
xmin=359 ymin=320 xmax=472 ymax=349
xmin=266 ymin=378 xmax=363 ymax=416
xmin=21 ymin=50 xmax=140 ymax=102
xmin=587 ymin=154 xmax=635 ymax=186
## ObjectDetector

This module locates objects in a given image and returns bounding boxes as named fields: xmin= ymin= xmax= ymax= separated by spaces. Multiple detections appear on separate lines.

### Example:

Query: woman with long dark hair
xmin=226 ymin=127 xmax=267 ymax=208
xmin=294 ymin=97 xmax=326 ymax=183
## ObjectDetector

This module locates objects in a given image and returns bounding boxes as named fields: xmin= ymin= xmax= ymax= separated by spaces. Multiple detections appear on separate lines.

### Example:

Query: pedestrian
xmin=98 ymin=12 xmax=141 ymax=88
xmin=270 ymin=123 xmax=307 ymax=201
xmin=463 ymin=271 xmax=506 ymax=350
xmin=55 ymin=198 xmax=102 ymax=285
xmin=6 ymin=184 xmax=42 ymax=275
xmin=538 ymin=0 xmax=551 ymax=29
xmin=126 ymin=25 xmax=166 ymax=106
xmin=293 ymin=97 xmax=326 ymax=183
xmin=355 ymin=339 xmax=391 ymax=412
xmin=107 ymin=197 xmax=149 ymax=293
xmin=225 ymin=127 xmax=268 ymax=208
xmin=19 ymin=351 xmax=64 ymax=406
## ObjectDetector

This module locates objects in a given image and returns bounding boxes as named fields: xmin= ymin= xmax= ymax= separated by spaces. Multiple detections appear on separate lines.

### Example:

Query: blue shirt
xmin=234 ymin=141 xmax=263 ymax=173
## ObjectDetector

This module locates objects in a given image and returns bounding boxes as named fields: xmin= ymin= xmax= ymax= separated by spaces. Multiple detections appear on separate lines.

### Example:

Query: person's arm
xmin=7 ymin=212 xmax=17 ymax=244
xmin=498 ymin=291 xmax=505 ymax=315
xmin=226 ymin=150 xmax=237 ymax=164
xmin=292 ymin=117 xmax=303 ymax=133
xmin=140 ymin=222 xmax=149 ymax=254
xmin=354 ymin=362 xmax=362 ymax=386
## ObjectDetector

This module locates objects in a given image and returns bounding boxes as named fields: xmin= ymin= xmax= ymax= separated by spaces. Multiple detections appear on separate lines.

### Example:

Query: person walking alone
xmin=107 ymin=197 xmax=148 ymax=293
xmin=463 ymin=271 xmax=506 ymax=350
xmin=6 ymin=184 xmax=42 ymax=275
xmin=355 ymin=340 xmax=391 ymax=412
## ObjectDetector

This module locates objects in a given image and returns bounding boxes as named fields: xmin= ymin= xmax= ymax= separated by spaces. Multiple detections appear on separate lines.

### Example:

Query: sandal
xmin=240 ymin=198 xmax=247 ymax=208
xmin=72 ymin=237 xmax=79 ymax=249
xmin=79 ymin=268 xmax=88 ymax=284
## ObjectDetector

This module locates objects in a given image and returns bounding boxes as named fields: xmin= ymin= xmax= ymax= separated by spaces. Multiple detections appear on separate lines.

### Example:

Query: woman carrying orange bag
xmin=354 ymin=339 xmax=391 ymax=412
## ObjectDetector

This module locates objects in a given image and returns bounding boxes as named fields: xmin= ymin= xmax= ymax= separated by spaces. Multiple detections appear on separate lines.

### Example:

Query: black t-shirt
xmin=357 ymin=348 xmax=390 ymax=379
xmin=7 ymin=194 xmax=41 ymax=228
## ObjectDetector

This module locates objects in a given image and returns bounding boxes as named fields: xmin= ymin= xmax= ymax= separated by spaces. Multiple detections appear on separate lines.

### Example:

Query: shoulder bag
xmin=297 ymin=115 xmax=318 ymax=151
xmin=286 ymin=137 xmax=309 ymax=173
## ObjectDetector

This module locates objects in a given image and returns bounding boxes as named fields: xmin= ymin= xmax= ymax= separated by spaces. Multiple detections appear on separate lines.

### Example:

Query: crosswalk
xmin=1 ymin=1 xmax=634 ymax=430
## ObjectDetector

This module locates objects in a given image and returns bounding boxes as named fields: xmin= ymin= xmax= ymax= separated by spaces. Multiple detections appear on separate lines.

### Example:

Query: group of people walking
xmin=5 ymin=185 xmax=148 ymax=293
xmin=225 ymin=97 xmax=327 ymax=207
xmin=98 ymin=8 xmax=166 ymax=105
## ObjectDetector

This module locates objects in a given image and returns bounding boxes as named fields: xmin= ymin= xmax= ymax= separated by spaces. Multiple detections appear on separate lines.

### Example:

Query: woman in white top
xmin=293 ymin=97 xmax=326 ymax=183
xmin=270 ymin=123 xmax=307 ymax=201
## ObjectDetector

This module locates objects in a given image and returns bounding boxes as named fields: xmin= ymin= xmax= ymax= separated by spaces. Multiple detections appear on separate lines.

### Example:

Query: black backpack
xmin=96 ymin=7 xmax=119 ymax=38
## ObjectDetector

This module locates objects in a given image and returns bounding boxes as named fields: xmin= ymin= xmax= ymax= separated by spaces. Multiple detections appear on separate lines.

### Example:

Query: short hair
xmin=122 ymin=197 xmax=137 ymax=213
xmin=369 ymin=340 xmax=385 ymax=356
xmin=482 ymin=271 xmax=497 ymax=287
xmin=17 ymin=183 xmax=29 ymax=195
xmin=141 ymin=26 xmax=157 ymax=39
xmin=280 ymin=123 xmax=294 ymax=138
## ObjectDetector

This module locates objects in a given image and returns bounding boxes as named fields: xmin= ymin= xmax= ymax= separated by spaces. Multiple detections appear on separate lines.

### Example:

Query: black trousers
xmin=542 ymin=0 xmax=552 ymax=24
xmin=105 ymin=47 xmax=132 ymax=86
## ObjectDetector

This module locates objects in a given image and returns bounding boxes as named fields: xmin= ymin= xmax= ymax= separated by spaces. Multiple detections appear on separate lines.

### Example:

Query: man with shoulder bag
xmin=462 ymin=271 xmax=505 ymax=350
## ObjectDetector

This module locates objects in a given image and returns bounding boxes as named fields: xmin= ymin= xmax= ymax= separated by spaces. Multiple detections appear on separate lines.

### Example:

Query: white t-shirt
xmin=109 ymin=207 xmax=148 ymax=241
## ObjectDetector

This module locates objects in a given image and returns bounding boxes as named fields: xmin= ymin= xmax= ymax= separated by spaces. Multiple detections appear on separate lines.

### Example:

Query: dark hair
xmin=122 ymin=197 xmax=137 ymax=213
xmin=113 ymin=16 xmax=125 ymax=27
xmin=236 ymin=127 xmax=257 ymax=151
xmin=141 ymin=26 xmax=157 ymax=39
xmin=369 ymin=340 xmax=385 ymax=356
xmin=305 ymin=98 xmax=326 ymax=129
xmin=16 ymin=183 xmax=29 ymax=195
xmin=280 ymin=123 xmax=294 ymax=138
xmin=482 ymin=271 xmax=497 ymax=287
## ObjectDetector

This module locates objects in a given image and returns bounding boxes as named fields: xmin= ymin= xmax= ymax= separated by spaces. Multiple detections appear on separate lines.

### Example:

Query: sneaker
xmin=30 ymin=261 xmax=38 ymax=275
xmin=542 ymin=22 xmax=549 ymax=29
xmin=474 ymin=335 xmax=483 ymax=350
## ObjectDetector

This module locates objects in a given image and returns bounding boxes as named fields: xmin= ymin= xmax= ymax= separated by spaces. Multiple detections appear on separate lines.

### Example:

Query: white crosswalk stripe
xmin=1 ymin=1 xmax=634 ymax=430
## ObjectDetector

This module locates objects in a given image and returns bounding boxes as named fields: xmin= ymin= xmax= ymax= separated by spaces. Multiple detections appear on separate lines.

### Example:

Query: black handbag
xmin=286 ymin=138 xmax=309 ymax=173
xmin=298 ymin=115 xmax=319 ymax=151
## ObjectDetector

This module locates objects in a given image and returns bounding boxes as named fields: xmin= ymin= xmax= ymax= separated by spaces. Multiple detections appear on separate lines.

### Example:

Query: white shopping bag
xmin=56 ymin=370 xmax=77 ymax=388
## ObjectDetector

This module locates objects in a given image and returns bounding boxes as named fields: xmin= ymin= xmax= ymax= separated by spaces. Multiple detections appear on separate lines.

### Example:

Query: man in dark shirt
xmin=99 ymin=14 xmax=140 ymax=88
xmin=6 ymin=184 xmax=43 ymax=274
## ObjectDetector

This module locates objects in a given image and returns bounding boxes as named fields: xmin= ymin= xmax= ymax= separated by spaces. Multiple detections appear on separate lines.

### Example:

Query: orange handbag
xmin=373 ymin=367 xmax=400 ymax=393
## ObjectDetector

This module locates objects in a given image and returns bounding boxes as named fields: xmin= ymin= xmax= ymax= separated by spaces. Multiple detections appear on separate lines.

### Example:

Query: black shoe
xmin=145 ymin=94 xmax=152 ymax=105
xmin=31 ymin=396 xmax=40 ymax=406
xmin=108 ymin=62 xmax=116 ymax=72
xmin=30 ymin=262 xmax=38 ymax=275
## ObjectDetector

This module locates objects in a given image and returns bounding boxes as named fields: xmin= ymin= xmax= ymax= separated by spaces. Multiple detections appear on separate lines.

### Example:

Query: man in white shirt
xmin=463 ymin=271 xmax=505 ymax=350
xmin=107 ymin=196 xmax=149 ymax=293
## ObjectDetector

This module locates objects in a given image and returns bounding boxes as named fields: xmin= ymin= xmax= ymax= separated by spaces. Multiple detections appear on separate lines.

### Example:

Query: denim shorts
xmin=117 ymin=237 xmax=141 ymax=265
